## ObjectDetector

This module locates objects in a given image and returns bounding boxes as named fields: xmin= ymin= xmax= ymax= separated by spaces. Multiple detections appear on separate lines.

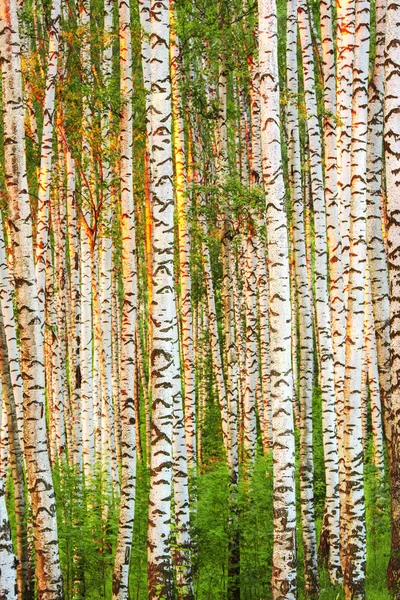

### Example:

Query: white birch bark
xmin=0 ymin=219 xmax=24 ymax=452
xmin=384 ymin=0 xmax=400 ymax=590
xmin=258 ymin=1 xmax=296 ymax=595
xmin=243 ymin=232 xmax=258 ymax=464
xmin=286 ymin=0 xmax=319 ymax=591
xmin=79 ymin=0 xmax=94 ymax=480
xmin=170 ymin=9 xmax=197 ymax=472
xmin=297 ymin=0 xmax=341 ymax=585
xmin=65 ymin=147 xmax=82 ymax=468
xmin=366 ymin=0 xmax=391 ymax=447
xmin=35 ymin=0 xmax=61 ymax=307
xmin=147 ymin=1 xmax=180 ymax=595
xmin=80 ymin=221 xmax=94 ymax=478
xmin=112 ymin=0 xmax=137 ymax=593
xmin=46 ymin=245 xmax=66 ymax=461
xmin=342 ymin=2 xmax=370 ymax=595
xmin=0 ymin=1 xmax=63 ymax=595
xmin=255 ymin=239 xmax=272 ymax=451
xmin=0 ymin=375 xmax=17 ymax=600
xmin=0 ymin=308 xmax=29 ymax=598
xmin=336 ymin=0 xmax=355 ymax=297
xmin=364 ymin=270 xmax=385 ymax=475
xmin=99 ymin=0 xmax=118 ymax=487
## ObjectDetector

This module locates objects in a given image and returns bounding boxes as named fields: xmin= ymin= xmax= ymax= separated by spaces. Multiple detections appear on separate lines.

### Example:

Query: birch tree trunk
xmin=366 ymin=0 xmax=391 ymax=447
xmin=99 ymin=0 xmax=118 ymax=487
xmin=79 ymin=0 xmax=94 ymax=480
xmin=147 ymin=1 xmax=181 ymax=596
xmin=0 ymin=373 xmax=17 ymax=600
xmin=286 ymin=0 xmax=319 ymax=591
xmin=342 ymin=2 xmax=370 ymax=596
xmin=259 ymin=1 xmax=296 ymax=596
xmin=0 ymin=290 xmax=29 ymax=598
xmin=320 ymin=3 xmax=347 ymax=573
xmin=0 ymin=219 xmax=24 ymax=452
xmin=0 ymin=1 xmax=63 ymax=596
xmin=364 ymin=270 xmax=385 ymax=476
xmin=112 ymin=0 xmax=137 ymax=594
xmin=170 ymin=7 xmax=197 ymax=472
xmin=35 ymin=0 xmax=61 ymax=307
xmin=336 ymin=0 xmax=355 ymax=297
xmin=65 ymin=147 xmax=82 ymax=468
xmin=384 ymin=0 xmax=400 ymax=591
xmin=243 ymin=231 xmax=258 ymax=465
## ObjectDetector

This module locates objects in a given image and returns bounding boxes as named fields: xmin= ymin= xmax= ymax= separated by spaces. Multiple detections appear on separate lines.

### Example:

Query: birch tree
xmin=112 ymin=0 xmax=137 ymax=594
xmin=342 ymin=2 xmax=370 ymax=595
xmin=259 ymin=0 xmax=296 ymax=596
xmin=147 ymin=0 xmax=180 ymax=596
xmin=0 ymin=0 xmax=63 ymax=596
xmin=385 ymin=0 xmax=400 ymax=592
xmin=286 ymin=0 xmax=319 ymax=592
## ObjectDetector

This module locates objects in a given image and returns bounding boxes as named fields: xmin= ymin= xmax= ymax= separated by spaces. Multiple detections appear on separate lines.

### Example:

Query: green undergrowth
xmin=6 ymin=387 xmax=391 ymax=598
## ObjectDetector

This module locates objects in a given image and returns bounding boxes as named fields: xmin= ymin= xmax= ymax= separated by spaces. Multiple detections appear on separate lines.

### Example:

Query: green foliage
xmin=5 ymin=387 xmax=389 ymax=599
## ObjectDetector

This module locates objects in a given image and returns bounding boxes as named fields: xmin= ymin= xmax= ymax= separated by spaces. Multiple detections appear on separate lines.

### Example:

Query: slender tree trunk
xmin=112 ymin=0 xmax=138 ymax=594
xmin=366 ymin=0 xmax=391 ymax=447
xmin=259 ymin=1 xmax=297 ymax=596
xmin=320 ymin=0 xmax=347 ymax=579
xmin=170 ymin=7 xmax=197 ymax=472
xmin=342 ymin=3 xmax=370 ymax=596
xmin=0 ymin=310 xmax=27 ymax=599
xmin=0 ymin=1 xmax=64 ymax=596
xmin=286 ymin=0 xmax=319 ymax=592
xmin=385 ymin=0 xmax=400 ymax=592
xmin=243 ymin=230 xmax=258 ymax=465
xmin=79 ymin=0 xmax=94 ymax=481
xmin=0 ymin=374 xmax=17 ymax=600
xmin=364 ymin=269 xmax=385 ymax=476
xmin=0 ymin=219 xmax=24 ymax=453
xmin=65 ymin=147 xmax=82 ymax=469
xmin=336 ymin=0 xmax=355 ymax=298
xmin=35 ymin=0 xmax=61 ymax=309
xmin=147 ymin=1 xmax=182 ymax=596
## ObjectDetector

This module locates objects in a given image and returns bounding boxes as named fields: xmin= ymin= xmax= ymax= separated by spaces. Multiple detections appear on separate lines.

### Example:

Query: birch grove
xmin=0 ymin=0 xmax=398 ymax=598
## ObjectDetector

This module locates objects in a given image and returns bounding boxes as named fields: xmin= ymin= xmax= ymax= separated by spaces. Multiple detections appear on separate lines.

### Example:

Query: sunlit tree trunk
xmin=336 ymin=0 xmax=355 ymax=298
xmin=364 ymin=268 xmax=385 ymax=476
xmin=79 ymin=0 xmax=94 ymax=480
xmin=46 ymin=245 xmax=66 ymax=462
xmin=99 ymin=0 xmax=118 ymax=487
xmin=216 ymin=61 xmax=240 ymax=599
xmin=255 ymin=239 xmax=272 ymax=451
xmin=112 ymin=269 xmax=122 ymax=466
xmin=0 ymin=219 xmax=24 ymax=452
xmin=112 ymin=0 xmax=137 ymax=594
xmin=65 ymin=147 xmax=82 ymax=468
xmin=286 ymin=0 xmax=319 ymax=592
xmin=366 ymin=0 xmax=391 ymax=447
xmin=0 ymin=1 xmax=63 ymax=595
xmin=320 ymin=1 xmax=347 ymax=578
xmin=342 ymin=2 xmax=370 ymax=596
xmin=171 ymin=363 xmax=194 ymax=600
xmin=248 ymin=55 xmax=272 ymax=451
xmin=0 ymin=310 xmax=28 ymax=599
xmin=243 ymin=230 xmax=258 ymax=464
xmin=170 ymin=7 xmax=197 ymax=472
xmin=259 ymin=0 xmax=296 ymax=596
xmin=385 ymin=0 xmax=400 ymax=591
xmin=0 ymin=374 xmax=17 ymax=600
xmin=147 ymin=0 xmax=182 ymax=596
xmin=35 ymin=0 xmax=61 ymax=307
